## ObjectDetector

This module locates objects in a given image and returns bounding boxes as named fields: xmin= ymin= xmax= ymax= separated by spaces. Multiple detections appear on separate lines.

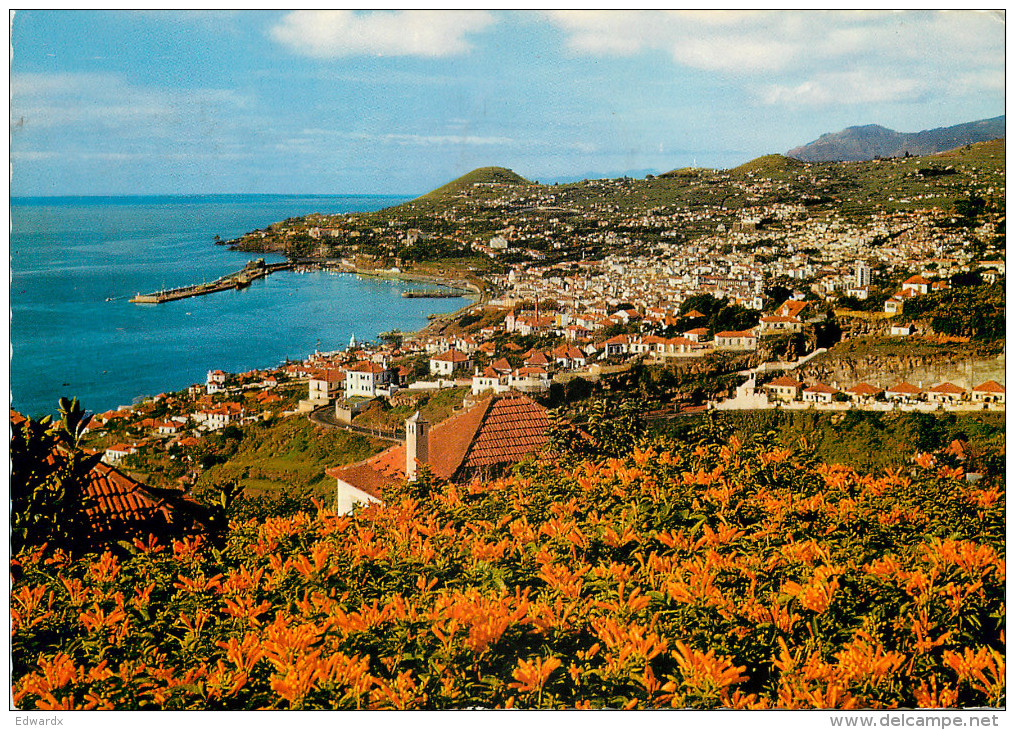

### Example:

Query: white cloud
xmin=543 ymin=10 xmax=1003 ymax=77
xmin=760 ymin=71 xmax=926 ymax=107
xmin=10 ymin=72 xmax=249 ymax=134
xmin=269 ymin=10 xmax=496 ymax=59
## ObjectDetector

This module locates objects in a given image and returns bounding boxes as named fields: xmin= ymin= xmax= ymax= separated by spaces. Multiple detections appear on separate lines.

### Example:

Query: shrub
xmin=10 ymin=423 xmax=1004 ymax=709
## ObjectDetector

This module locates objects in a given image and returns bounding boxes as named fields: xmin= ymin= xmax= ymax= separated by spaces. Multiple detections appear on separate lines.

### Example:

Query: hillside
xmin=787 ymin=116 xmax=1005 ymax=162
xmin=223 ymin=140 xmax=1004 ymax=264
xmin=415 ymin=166 xmax=530 ymax=202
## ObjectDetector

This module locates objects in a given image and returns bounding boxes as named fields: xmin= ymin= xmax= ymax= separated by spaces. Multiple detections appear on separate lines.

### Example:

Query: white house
xmin=927 ymin=382 xmax=966 ymax=405
xmin=971 ymin=380 xmax=1005 ymax=405
xmin=345 ymin=361 xmax=397 ymax=399
xmin=308 ymin=368 xmax=346 ymax=405
xmin=430 ymin=349 xmax=472 ymax=377
xmin=802 ymin=382 xmax=838 ymax=404
xmin=206 ymin=369 xmax=227 ymax=395
xmin=103 ymin=443 xmax=138 ymax=465
xmin=714 ymin=329 xmax=758 ymax=351
xmin=902 ymin=275 xmax=931 ymax=295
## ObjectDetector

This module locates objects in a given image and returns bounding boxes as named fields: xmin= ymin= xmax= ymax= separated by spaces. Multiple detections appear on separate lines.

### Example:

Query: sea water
xmin=10 ymin=195 xmax=466 ymax=419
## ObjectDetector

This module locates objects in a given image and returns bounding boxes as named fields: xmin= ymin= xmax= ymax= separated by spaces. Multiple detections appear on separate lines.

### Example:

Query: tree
xmin=10 ymin=406 xmax=94 ymax=554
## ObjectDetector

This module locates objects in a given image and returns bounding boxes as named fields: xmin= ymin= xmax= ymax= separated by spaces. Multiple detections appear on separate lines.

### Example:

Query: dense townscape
xmin=12 ymin=140 xmax=1005 ymax=711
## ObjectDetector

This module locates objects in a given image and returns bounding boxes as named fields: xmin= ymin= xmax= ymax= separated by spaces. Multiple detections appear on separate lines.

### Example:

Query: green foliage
xmin=901 ymin=283 xmax=1005 ymax=341
xmin=9 ymin=412 xmax=94 ymax=555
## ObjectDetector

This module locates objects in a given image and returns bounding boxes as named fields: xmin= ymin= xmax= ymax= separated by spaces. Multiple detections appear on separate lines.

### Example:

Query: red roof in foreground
xmin=12 ymin=411 xmax=214 ymax=548
xmin=327 ymin=394 xmax=550 ymax=499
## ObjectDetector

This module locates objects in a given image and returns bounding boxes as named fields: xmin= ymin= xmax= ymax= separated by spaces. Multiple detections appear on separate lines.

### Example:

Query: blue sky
xmin=10 ymin=10 xmax=1006 ymax=196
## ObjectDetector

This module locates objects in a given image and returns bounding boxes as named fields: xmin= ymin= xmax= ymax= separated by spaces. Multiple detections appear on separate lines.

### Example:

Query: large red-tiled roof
xmin=459 ymin=395 xmax=550 ymax=471
xmin=327 ymin=394 xmax=550 ymax=497
xmin=83 ymin=461 xmax=170 ymax=539
xmin=12 ymin=411 xmax=213 ymax=547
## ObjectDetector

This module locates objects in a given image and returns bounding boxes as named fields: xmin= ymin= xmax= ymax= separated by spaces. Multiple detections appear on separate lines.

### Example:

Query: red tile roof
xmin=432 ymin=349 xmax=471 ymax=363
xmin=326 ymin=394 xmax=550 ymax=499
xmin=846 ymin=383 xmax=881 ymax=396
xmin=804 ymin=383 xmax=838 ymax=394
xmin=715 ymin=330 xmax=756 ymax=338
xmin=12 ymin=411 xmax=213 ymax=548
xmin=973 ymin=380 xmax=1005 ymax=393
xmin=767 ymin=376 xmax=803 ymax=388
xmin=928 ymin=382 xmax=965 ymax=394
xmin=348 ymin=361 xmax=384 ymax=374
xmin=459 ymin=395 xmax=550 ymax=471
xmin=887 ymin=382 xmax=923 ymax=395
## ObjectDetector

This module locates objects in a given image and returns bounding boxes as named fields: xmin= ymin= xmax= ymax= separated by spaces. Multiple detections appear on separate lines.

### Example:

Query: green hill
xmin=728 ymin=153 xmax=806 ymax=177
xmin=416 ymin=166 xmax=530 ymax=202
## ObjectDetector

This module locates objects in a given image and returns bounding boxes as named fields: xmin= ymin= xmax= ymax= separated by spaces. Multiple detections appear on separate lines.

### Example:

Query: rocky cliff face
xmin=797 ymin=351 xmax=1005 ymax=391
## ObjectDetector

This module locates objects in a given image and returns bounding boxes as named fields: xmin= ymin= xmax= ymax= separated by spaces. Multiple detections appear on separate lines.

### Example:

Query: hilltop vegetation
xmin=10 ymin=414 xmax=1004 ymax=710
xmin=416 ymin=166 xmax=531 ymax=203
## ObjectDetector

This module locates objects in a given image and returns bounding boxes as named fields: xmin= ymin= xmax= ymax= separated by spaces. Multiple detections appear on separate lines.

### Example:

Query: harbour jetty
xmin=401 ymin=289 xmax=466 ymax=299
xmin=130 ymin=259 xmax=290 ymax=304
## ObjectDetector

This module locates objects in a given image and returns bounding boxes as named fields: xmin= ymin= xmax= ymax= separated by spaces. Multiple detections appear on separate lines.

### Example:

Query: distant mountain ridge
xmin=787 ymin=116 xmax=1005 ymax=162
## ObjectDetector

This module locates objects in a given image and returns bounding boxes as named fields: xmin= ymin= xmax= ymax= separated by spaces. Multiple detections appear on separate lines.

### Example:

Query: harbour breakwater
xmin=130 ymin=259 xmax=290 ymax=304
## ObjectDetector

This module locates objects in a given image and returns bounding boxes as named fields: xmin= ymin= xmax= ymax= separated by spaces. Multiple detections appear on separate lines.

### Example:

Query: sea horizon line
xmin=11 ymin=192 xmax=419 ymax=202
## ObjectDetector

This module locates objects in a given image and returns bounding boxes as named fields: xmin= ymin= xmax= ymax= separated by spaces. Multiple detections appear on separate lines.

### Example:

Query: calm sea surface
xmin=10 ymin=195 xmax=465 ymax=419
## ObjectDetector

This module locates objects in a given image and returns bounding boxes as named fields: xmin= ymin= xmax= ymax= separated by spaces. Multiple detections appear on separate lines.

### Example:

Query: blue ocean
xmin=10 ymin=195 xmax=464 ymax=419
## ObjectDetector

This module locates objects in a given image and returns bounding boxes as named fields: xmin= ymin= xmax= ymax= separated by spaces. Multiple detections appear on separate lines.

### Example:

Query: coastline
xmin=289 ymin=259 xmax=490 ymax=337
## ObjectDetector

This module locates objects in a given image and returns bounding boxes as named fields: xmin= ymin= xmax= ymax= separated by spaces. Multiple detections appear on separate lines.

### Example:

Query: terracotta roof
xmin=904 ymin=275 xmax=931 ymax=285
xmin=490 ymin=357 xmax=513 ymax=373
xmin=767 ymin=376 xmax=803 ymax=388
xmin=432 ymin=349 xmax=471 ymax=363
xmin=524 ymin=351 xmax=551 ymax=366
xmin=973 ymin=380 xmax=1005 ymax=393
xmin=715 ymin=330 xmax=756 ymax=338
xmin=326 ymin=394 xmax=550 ymax=498
xmin=778 ymin=301 xmax=807 ymax=318
xmin=887 ymin=382 xmax=923 ymax=394
xmin=312 ymin=368 xmax=346 ymax=382
xmin=804 ymin=383 xmax=838 ymax=394
xmin=348 ymin=361 xmax=384 ymax=374
xmin=515 ymin=366 xmax=547 ymax=376
xmin=928 ymin=382 xmax=965 ymax=394
xmin=684 ymin=309 xmax=706 ymax=319
xmin=458 ymin=396 xmax=550 ymax=471
xmin=846 ymin=383 xmax=880 ymax=396
xmin=13 ymin=412 xmax=213 ymax=547
xmin=684 ymin=327 xmax=708 ymax=336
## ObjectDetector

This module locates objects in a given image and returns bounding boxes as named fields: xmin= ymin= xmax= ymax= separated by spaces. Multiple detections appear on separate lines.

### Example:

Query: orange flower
xmin=670 ymin=640 xmax=747 ymax=703
xmin=508 ymin=655 xmax=562 ymax=697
